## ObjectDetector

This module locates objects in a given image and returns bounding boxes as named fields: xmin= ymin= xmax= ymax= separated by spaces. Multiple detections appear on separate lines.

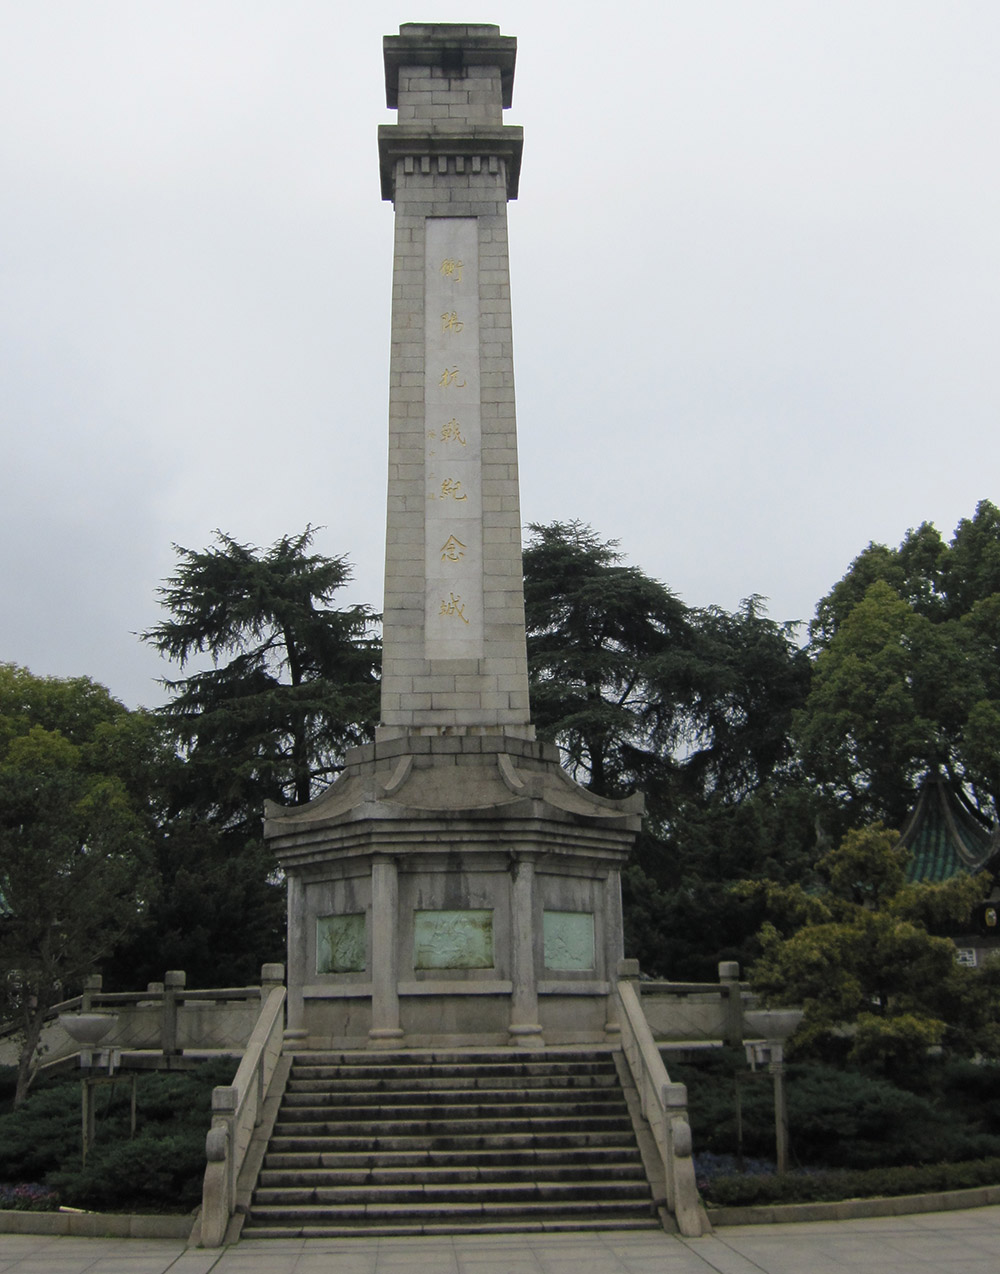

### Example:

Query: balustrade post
xmin=81 ymin=974 xmax=102 ymax=1012
xmin=718 ymin=960 xmax=743 ymax=1047
xmin=162 ymin=970 xmax=185 ymax=1055
xmin=211 ymin=1085 xmax=238 ymax=1214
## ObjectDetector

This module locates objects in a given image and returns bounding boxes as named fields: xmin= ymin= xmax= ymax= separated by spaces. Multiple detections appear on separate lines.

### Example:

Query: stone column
xmin=369 ymin=855 xmax=405 ymax=1047
xmin=377 ymin=23 xmax=532 ymax=739
xmin=283 ymin=875 xmax=307 ymax=1044
xmin=508 ymin=852 xmax=543 ymax=1047
xmin=604 ymin=869 xmax=625 ymax=1039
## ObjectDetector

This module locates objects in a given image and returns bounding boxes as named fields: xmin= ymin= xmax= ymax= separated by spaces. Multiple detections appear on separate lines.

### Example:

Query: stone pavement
xmin=3 ymin=1210 xmax=1000 ymax=1274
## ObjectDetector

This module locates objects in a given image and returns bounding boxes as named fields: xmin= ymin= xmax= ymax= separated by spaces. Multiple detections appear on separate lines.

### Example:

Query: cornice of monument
xmin=263 ymin=740 xmax=644 ymax=847
xmin=383 ymin=25 xmax=517 ymax=109
xmin=377 ymin=123 xmax=524 ymax=200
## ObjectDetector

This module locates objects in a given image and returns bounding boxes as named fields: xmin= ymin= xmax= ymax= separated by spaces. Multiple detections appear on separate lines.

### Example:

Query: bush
xmin=47 ymin=1131 xmax=208 ymax=1212
xmin=701 ymin=1156 xmax=1000 ymax=1208
xmin=0 ymin=1058 xmax=236 ymax=1213
xmin=672 ymin=1052 xmax=1000 ymax=1170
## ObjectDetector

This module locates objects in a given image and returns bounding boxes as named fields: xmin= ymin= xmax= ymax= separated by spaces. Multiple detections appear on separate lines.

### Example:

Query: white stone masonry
xmin=378 ymin=24 xmax=531 ymax=736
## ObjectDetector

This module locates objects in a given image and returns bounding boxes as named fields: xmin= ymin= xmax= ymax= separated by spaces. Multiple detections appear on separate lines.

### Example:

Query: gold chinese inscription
xmin=426 ymin=417 xmax=468 ymax=447
xmin=440 ymin=258 xmax=463 ymax=282
xmin=439 ymin=478 xmax=467 ymax=501
xmin=440 ymin=593 xmax=470 ymax=624
xmin=440 ymin=535 xmax=466 ymax=563
xmin=439 ymin=367 xmax=467 ymax=389
xmin=441 ymin=311 xmax=464 ymax=333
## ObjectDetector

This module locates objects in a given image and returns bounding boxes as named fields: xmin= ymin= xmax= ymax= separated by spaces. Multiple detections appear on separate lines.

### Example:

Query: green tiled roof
xmin=897 ymin=774 xmax=996 ymax=883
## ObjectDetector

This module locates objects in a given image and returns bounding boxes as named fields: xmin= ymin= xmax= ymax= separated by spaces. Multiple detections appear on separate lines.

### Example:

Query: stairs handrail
xmin=615 ymin=976 xmax=709 ymax=1237
xmin=200 ymin=970 xmax=286 ymax=1248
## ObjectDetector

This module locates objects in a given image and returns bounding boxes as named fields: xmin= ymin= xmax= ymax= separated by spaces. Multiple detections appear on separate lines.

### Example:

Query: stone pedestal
xmin=266 ymin=734 xmax=640 ymax=1048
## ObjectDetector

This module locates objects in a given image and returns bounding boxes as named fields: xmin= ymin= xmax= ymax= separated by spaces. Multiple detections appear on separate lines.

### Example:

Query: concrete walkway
xmin=2 ymin=1210 xmax=1000 ymax=1274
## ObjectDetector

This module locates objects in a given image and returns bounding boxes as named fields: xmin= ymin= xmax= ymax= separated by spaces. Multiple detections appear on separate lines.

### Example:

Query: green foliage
xmin=523 ymin=521 xmax=693 ymax=799
xmin=623 ymin=867 xmax=775 ymax=980
xmin=0 ymin=1059 xmax=235 ymax=1212
xmin=524 ymin=522 xmax=816 ymax=976
xmin=106 ymin=821 xmax=284 ymax=990
xmin=144 ymin=527 xmax=380 ymax=817
xmin=113 ymin=528 xmax=379 ymax=988
xmin=820 ymin=823 xmax=908 ymax=908
xmin=0 ymin=666 xmax=158 ymax=1102
xmin=675 ymin=598 xmax=811 ymax=805
xmin=749 ymin=823 xmax=1000 ymax=1079
xmin=0 ymin=1073 xmax=84 ymax=1177
xmin=801 ymin=500 xmax=1000 ymax=827
xmin=703 ymin=1157 xmax=1000 ymax=1208
xmin=676 ymin=1052 xmax=1000 ymax=1172
xmin=47 ymin=1132 xmax=206 ymax=1212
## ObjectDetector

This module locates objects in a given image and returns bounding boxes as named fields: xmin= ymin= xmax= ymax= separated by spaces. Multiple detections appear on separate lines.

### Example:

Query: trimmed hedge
xmin=702 ymin=1156 xmax=1000 ymax=1207
xmin=0 ymin=1059 xmax=235 ymax=1213
xmin=671 ymin=1051 xmax=1000 ymax=1169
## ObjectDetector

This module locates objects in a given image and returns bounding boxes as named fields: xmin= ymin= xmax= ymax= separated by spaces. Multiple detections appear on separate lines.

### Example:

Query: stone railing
xmin=199 ymin=972 xmax=287 ymax=1248
xmin=615 ymin=968 xmax=709 ymax=1237
xmin=638 ymin=961 xmax=747 ymax=1045
xmin=0 ymin=969 xmax=278 ymax=1074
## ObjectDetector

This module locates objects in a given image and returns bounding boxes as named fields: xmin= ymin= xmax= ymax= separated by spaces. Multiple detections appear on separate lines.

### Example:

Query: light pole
xmin=58 ymin=1009 xmax=124 ymax=1165
xmin=743 ymin=1009 xmax=803 ymax=1174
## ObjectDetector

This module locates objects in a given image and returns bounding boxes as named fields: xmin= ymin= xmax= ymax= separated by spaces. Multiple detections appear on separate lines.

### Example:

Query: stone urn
xmin=743 ymin=1008 xmax=804 ymax=1041
xmin=58 ymin=1012 xmax=118 ymax=1046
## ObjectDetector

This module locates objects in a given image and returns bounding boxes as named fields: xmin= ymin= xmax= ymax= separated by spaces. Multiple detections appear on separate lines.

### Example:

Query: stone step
xmin=263 ymin=1144 xmax=640 ymax=1171
xmin=289 ymin=1049 xmax=614 ymax=1067
xmin=244 ymin=1216 xmax=660 ymax=1239
xmin=278 ymin=1094 xmax=626 ymax=1118
xmin=254 ymin=1179 xmax=651 ymax=1207
xmin=248 ymin=1049 xmax=655 ymax=1237
xmin=248 ymin=1198 xmax=654 ymax=1226
xmin=289 ymin=1061 xmax=616 ymax=1081
xmin=272 ymin=1115 xmax=634 ymax=1140
xmin=268 ymin=1129 xmax=638 ymax=1154
xmin=259 ymin=1161 xmax=646 ymax=1187
xmin=286 ymin=1072 xmax=619 ymax=1093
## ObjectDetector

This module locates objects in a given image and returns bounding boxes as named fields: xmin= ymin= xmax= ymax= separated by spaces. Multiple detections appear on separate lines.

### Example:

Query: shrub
xmin=672 ymin=1053 xmax=1000 ymax=1170
xmin=0 ymin=1058 xmax=236 ymax=1212
xmin=702 ymin=1156 xmax=1000 ymax=1208
xmin=47 ymin=1131 xmax=208 ymax=1212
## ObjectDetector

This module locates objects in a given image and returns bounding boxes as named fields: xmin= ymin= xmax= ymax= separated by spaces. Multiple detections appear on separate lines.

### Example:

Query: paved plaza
xmin=3 ymin=1210 xmax=1000 ymax=1274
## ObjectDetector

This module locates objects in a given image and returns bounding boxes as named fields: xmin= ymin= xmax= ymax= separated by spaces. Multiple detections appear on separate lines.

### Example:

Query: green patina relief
xmin=414 ymin=910 xmax=494 ymax=969
xmin=543 ymin=910 xmax=595 ymax=971
xmin=317 ymin=913 xmax=366 ymax=974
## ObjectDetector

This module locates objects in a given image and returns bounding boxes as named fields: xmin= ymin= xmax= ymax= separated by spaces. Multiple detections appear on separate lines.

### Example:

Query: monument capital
xmin=382 ymin=23 xmax=517 ymax=109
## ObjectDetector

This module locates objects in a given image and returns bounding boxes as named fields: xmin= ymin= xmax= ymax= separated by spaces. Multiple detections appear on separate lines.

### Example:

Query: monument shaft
xmin=266 ymin=26 xmax=640 ymax=1052
xmin=378 ymin=24 xmax=531 ymax=735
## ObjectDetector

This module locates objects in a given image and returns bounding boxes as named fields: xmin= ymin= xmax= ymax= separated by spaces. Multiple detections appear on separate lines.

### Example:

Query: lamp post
xmin=58 ymin=1010 xmax=123 ymax=1165
xmin=743 ymin=1009 xmax=803 ymax=1174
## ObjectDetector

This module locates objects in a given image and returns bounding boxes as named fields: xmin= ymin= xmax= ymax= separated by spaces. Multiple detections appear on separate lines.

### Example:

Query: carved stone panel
xmin=316 ymin=913 xmax=367 ymax=974
xmin=414 ymin=909 xmax=494 ymax=969
xmin=543 ymin=910 xmax=595 ymax=971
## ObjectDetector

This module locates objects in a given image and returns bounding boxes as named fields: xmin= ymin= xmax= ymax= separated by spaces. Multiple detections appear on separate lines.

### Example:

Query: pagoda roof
xmin=896 ymin=772 xmax=998 ymax=883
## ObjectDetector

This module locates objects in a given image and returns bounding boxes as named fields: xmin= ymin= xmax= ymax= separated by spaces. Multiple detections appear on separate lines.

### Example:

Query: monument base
xmin=265 ymin=733 xmax=641 ymax=1050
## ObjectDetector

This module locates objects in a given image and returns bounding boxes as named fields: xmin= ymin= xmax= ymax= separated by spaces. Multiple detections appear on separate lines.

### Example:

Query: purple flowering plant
xmin=0 ymin=1183 xmax=60 ymax=1212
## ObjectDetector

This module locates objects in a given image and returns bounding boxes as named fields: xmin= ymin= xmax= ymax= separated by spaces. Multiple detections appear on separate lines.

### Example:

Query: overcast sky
xmin=3 ymin=2 xmax=998 ymax=709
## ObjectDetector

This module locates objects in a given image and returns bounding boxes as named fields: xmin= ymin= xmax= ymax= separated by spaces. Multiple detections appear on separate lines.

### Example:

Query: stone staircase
xmin=243 ymin=1047 xmax=659 ymax=1237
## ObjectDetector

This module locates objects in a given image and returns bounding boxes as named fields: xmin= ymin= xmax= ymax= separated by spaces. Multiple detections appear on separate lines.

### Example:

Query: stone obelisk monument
xmin=266 ymin=24 xmax=640 ymax=1050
